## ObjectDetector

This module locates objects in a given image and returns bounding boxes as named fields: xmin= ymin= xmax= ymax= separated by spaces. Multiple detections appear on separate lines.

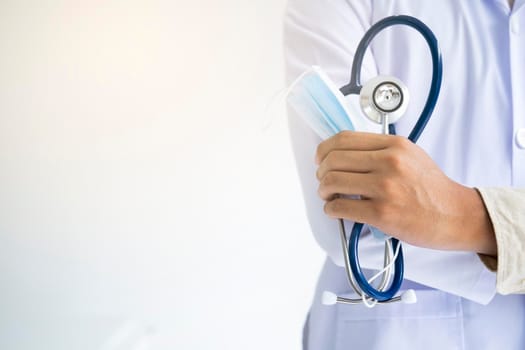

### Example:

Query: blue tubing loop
xmin=339 ymin=15 xmax=443 ymax=301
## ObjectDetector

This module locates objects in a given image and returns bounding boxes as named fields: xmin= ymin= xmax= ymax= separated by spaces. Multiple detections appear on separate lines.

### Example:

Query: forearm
xmin=450 ymin=186 xmax=497 ymax=256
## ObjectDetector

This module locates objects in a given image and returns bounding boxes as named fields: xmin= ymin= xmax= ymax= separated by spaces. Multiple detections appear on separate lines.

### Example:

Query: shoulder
xmin=284 ymin=0 xmax=372 ymax=34
xmin=283 ymin=0 xmax=374 ymax=84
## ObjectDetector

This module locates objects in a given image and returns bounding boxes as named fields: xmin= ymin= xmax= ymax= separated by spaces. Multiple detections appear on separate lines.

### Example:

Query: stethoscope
xmin=322 ymin=15 xmax=443 ymax=307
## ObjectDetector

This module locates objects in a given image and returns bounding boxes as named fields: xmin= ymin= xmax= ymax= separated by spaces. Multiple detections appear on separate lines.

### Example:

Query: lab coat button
xmin=516 ymin=128 xmax=525 ymax=149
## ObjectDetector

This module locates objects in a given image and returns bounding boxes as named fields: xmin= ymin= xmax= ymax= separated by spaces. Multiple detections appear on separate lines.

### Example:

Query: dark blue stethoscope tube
xmin=339 ymin=15 xmax=443 ymax=302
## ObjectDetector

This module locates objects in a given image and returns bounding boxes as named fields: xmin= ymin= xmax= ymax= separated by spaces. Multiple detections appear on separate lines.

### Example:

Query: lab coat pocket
xmin=335 ymin=289 xmax=464 ymax=350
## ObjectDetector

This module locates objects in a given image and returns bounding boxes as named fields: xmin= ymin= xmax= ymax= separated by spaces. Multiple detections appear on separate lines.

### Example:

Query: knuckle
xmin=324 ymin=152 xmax=339 ymax=169
xmin=318 ymin=172 xmax=337 ymax=199
xmin=378 ymin=177 xmax=397 ymax=196
xmin=324 ymin=151 xmax=334 ymax=164
xmin=321 ymin=171 xmax=337 ymax=187
xmin=383 ymin=150 xmax=404 ymax=172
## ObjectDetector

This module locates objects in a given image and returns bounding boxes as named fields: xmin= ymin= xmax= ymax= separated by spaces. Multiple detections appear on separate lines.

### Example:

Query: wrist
xmin=456 ymin=186 xmax=497 ymax=255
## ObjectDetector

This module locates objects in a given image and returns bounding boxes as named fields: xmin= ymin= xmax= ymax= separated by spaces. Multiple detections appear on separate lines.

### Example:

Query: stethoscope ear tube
xmin=337 ymin=15 xmax=443 ymax=303
xmin=340 ymin=15 xmax=443 ymax=142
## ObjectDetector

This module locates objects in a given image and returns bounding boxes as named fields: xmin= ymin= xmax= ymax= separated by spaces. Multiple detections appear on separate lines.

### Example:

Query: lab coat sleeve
xmin=283 ymin=0 xmax=497 ymax=304
xmin=283 ymin=0 xmax=377 ymax=267
xmin=477 ymin=187 xmax=525 ymax=294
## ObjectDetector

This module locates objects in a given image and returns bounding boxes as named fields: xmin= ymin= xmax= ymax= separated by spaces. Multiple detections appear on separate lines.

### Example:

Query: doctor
xmin=284 ymin=1 xmax=525 ymax=349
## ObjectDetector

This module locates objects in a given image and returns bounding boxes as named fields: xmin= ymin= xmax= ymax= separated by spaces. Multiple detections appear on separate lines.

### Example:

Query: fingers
xmin=323 ymin=197 xmax=378 ymax=224
xmin=318 ymin=171 xmax=380 ymax=200
xmin=316 ymin=149 xmax=379 ymax=180
xmin=315 ymin=131 xmax=414 ymax=226
xmin=315 ymin=131 xmax=393 ymax=165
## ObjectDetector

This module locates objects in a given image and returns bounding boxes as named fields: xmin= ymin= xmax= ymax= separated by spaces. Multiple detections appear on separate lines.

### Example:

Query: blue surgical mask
xmin=287 ymin=66 xmax=371 ymax=139
xmin=287 ymin=66 xmax=387 ymax=240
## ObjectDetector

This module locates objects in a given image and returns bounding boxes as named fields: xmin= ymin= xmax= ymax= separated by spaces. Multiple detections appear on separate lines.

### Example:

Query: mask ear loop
xmin=338 ymin=15 xmax=443 ymax=302
xmin=261 ymin=86 xmax=289 ymax=132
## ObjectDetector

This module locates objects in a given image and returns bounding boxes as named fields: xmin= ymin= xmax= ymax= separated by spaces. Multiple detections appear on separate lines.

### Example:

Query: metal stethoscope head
xmin=322 ymin=15 xmax=443 ymax=307
xmin=361 ymin=75 xmax=409 ymax=128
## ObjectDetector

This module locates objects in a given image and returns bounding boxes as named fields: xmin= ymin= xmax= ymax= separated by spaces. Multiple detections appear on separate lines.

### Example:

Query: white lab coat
xmin=284 ymin=0 xmax=525 ymax=349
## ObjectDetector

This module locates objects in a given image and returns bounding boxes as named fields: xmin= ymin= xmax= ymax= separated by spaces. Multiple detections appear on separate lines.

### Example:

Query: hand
xmin=315 ymin=131 xmax=497 ymax=255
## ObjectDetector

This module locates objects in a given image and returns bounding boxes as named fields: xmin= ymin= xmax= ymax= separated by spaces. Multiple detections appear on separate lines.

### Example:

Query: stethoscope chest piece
xmin=360 ymin=75 xmax=409 ymax=125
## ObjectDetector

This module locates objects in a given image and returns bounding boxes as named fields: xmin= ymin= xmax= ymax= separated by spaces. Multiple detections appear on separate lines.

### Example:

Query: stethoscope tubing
xmin=338 ymin=15 xmax=443 ymax=302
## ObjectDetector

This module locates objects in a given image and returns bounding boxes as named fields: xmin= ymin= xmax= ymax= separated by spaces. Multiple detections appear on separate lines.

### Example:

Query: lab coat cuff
xmin=470 ymin=263 xmax=497 ymax=305
xmin=477 ymin=253 xmax=497 ymax=272
xmin=477 ymin=187 xmax=525 ymax=295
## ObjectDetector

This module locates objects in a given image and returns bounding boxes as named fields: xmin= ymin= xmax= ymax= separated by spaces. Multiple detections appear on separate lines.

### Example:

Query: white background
xmin=0 ymin=1 xmax=324 ymax=349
